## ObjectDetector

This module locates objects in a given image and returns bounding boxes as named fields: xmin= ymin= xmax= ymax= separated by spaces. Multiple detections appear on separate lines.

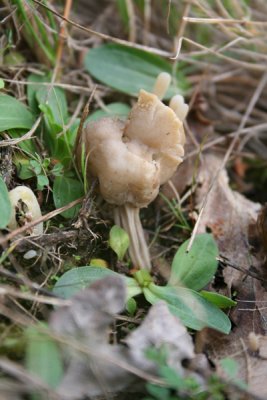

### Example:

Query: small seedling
xmin=53 ymin=233 xmax=235 ymax=334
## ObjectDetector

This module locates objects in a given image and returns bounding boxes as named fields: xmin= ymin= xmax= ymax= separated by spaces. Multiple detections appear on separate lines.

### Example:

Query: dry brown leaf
xmin=195 ymin=153 xmax=260 ymax=288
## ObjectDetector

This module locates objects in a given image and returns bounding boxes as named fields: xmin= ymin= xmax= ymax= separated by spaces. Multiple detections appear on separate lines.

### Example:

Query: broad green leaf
xmin=168 ymin=233 xmax=219 ymax=291
xmin=36 ymin=86 xmax=68 ymax=126
xmin=53 ymin=266 xmax=118 ymax=298
xmin=25 ymin=324 xmax=63 ymax=389
xmin=53 ymin=266 xmax=140 ymax=300
xmin=146 ymin=284 xmax=231 ymax=334
xmin=0 ymin=94 xmax=34 ymax=131
xmin=0 ymin=177 xmax=11 ymax=229
xmin=84 ymin=44 xmax=188 ymax=98
xmin=200 ymin=291 xmax=236 ymax=309
xmin=53 ymin=175 xmax=84 ymax=219
xmin=27 ymin=73 xmax=49 ymax=113
xmin=86 ymin=102 xmax=130 ymax=123
xmin=0 ymin=79 xmax=4 ymax=89
xmin=109 ymin=225 xmax=130 ymax=261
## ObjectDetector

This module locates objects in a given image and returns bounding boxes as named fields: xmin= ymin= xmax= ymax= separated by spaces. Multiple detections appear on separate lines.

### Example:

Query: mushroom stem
xmin=114 ymin=205 xmax=151 ymax=270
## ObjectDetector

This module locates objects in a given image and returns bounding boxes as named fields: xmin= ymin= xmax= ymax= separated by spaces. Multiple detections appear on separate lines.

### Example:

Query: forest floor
xmin=0 ymin=1 xmax=267 ymax=399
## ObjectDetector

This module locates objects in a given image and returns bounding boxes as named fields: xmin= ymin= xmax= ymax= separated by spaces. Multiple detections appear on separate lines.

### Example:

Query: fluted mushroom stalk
xmin=76 ymin=73 xmax=188 ymax=270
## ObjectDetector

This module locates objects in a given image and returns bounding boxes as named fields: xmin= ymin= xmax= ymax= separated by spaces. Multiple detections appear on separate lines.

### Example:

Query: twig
xmin=0 ymin=267 xmax=60 ymax=297
xmin=0 ymin=114 xmax=42 ymax=147
xmin=53 ymin=0 xmax=72 ymax=81
xmin=172 ymin=36 xmax=266 ymax=71
xmin=0 ymin=285 xmax=70 ymax=306
xmin=183 ymin=17 xmax=267 ymax=26
xmin=218 ymin=256 xmax=267 ymax=283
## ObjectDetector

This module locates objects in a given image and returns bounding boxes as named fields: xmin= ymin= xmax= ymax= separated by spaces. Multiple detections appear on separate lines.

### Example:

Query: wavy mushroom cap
xmin=77 ymin=117 xmax=160 ymax=208
xmin=76 ymin=86 xmax=187 ymax=208
xmin=125 ymin=90 xmax=185 ymax=184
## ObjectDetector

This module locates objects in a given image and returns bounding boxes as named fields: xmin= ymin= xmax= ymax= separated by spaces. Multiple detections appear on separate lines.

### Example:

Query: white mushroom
xmin=8 ymin=186 xmax=43 ymax=236
xmin=76 ymin=73 xmax=188 ymax=270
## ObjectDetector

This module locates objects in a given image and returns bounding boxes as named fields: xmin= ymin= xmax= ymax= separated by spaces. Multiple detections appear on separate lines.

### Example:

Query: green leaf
xmin=36 ymin=86 xmax=68 ymax=126
xmin=126 ymin=297 xmax=137 ymax=315
xmin=84 ymin=44 xmax=188 ymax=98
xmin=0 ymin=79 xmax=4 ymax=89
xmin=53 ymin=266 xmax=118 ymax=298
xmin=53 ymin=175 xmax=84 ymax=219
xmin=200 ymin=291 xmax=237 ymax=309
xmin=109 ymin=225 xmax=130 ymax=261
xmin=14 ymin=155 xmax=36 ymax=180
xmin=169 ymin=233 xmax=219 ymax=291
xmin=0 ymin=94 xmax=34 ymax=132
xmin=53 ymin=266 xmax=140 ymax=300
xmin=37 ymin=174 xmax=49 ymax=190
xmin=0 ymin=177 xmax=11 ymax=229
xmin=86 ymin=102 xmax=130 ymax=123
xmin=35 ymin=86 xmax=73 ymax=165
xmin=126 ymin=276 xmax=143 ymax=299
xmin=146 ymin=284 xmax=231 ymax=334
xmin=27 ymin=73 xmax=49 ymax=113
xmin=25 ymin=324 xmax=63 ymax=389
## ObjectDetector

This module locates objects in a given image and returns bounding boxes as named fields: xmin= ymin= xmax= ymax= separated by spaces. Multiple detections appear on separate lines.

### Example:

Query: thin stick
xmin=53 ymin=0 xmax=73 ymax=80
xmin=0 ymin=285 xmax=70 ymax=306
xmin=172 ymin=36 xmax=266 ymax=71
xmin=0 ymin=114 xmax=42 ymax=147
xmin=183 ymin=17 xmax=267 ymax=26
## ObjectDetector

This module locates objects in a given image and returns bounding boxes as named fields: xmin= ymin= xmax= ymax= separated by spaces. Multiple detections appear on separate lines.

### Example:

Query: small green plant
xmin=53 ymin=233 xmax=235 ymax=334
xmin=143 ymin=347 xmax=227 ymax=400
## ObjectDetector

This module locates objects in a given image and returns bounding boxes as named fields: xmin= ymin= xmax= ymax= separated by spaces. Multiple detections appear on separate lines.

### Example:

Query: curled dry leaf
xmin=49 ymin=276 xmax=200 ymax=399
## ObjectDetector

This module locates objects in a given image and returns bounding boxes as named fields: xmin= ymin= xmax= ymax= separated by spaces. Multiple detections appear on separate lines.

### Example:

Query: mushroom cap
xmin=78 ymin=117 xmax=160 ymax=208
xmin=76 ymin=88 xmax=186 ymax=208
xmin=8 ymin=186 xmax=43 ymax=235
xmin=125 ymin=90 xmax=185 ymax=184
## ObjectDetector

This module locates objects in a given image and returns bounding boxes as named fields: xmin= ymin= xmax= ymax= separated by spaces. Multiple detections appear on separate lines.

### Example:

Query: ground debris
xmin=49 ymin=276 xmax=199 ymax=399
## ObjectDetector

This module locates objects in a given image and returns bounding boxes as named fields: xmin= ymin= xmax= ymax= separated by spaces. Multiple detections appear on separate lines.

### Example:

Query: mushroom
xmin=76 ymin=73 xmax=188 ymax=270
xmin=8 ymin=186 xmax=43 ymax=236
